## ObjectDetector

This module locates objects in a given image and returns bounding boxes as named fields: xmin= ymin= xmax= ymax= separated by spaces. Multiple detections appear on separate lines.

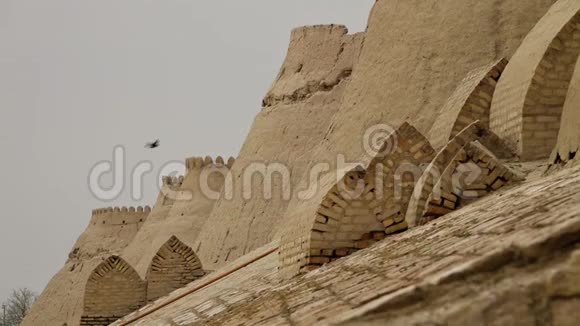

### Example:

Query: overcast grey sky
xmin=0 ymin=0 xmax=373 ymax=302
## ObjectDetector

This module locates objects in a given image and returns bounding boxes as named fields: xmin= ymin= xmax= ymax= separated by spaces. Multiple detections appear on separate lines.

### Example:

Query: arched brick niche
xmin=490 ymin=0 xmax=580 ymax=161
xmin=81 ymin=256 xmax=146 ymax=326
xmin=146 ymin=236 xmax=205 ymax=302
xmin=430 ymin=59 xmax=508 ymax=151
xmin=406 ymin=121 xmax=522 ymax=227
xmin=280 ymin=122 xmax=436 ymax=275
xmin=419 ymin=141 xmax=523 ymax=225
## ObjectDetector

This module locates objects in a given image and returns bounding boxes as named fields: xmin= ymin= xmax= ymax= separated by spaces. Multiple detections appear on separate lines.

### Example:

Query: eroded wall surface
xmin=23 ymin=207 xmax=150 ymax=326
xmin=122 ymin=158 xmax=231 ymax=279
xmin=550 ymin=53 xmax=580 ymax=168
xmin=278 ymin=0 xmax=558 ymax=279
xmin=113 ymin=165 xmax=580 ymax=326
xmin=26 ymin=1 xmax=572 ymax=324
xmin=194 ymin=25 xmax=365 ymax=270
xmin=490 ymin=0 xmax=580 ymax=160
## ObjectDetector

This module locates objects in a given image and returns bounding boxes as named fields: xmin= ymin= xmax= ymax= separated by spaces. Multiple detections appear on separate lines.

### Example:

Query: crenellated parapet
xmin=91 ymin=206 xmax=152 ymax=216
xmin=90 ymin=206 xmax=151 ymax=226
xmin=155 ymin=156 xmax=235 ymax=206
xmin=185 ymin=156 xmax=236 ymax=172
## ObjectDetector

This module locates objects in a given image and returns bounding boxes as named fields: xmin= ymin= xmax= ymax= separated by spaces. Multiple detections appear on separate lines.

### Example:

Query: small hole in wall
xmin=570 ymin=152 xmax=577 ymax=160
xmin=122 ymin=220 xmax=126 ymax=224
xmin=139 ymin=219 xmax=143 ymax=222
xmin=102 ymin=221 xmax=105 ymax=224
xmin=295 ymin=63 xmax=303 ymax=73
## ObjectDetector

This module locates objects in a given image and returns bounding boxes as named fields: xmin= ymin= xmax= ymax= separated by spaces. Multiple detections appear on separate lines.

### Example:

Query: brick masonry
xmin=81 ymin=256 xmax=147 ymax=326
xmin=491 ymin=0 xmax=580 ymax=161
xmin=419 ymin=141 xmax=523 ymax=225
xmin=26 ymin=1 xmax=580 ymax=325
xmin=549 ymin=46 xmax=580 ymax=170
xmin=429 ymin=59 xmax=508 ymax=151
xmin=406 ymin=121 xmax=515 ymax=227
xmin=112 ymin=165 xmax=580 ymax=326
xmin=147 ymin=236 xmax=206 ymax=302
xmin=121 ymin=155 xmax=233 ymax=281
xmin=279 ymin=123 xmax=436 ymax=276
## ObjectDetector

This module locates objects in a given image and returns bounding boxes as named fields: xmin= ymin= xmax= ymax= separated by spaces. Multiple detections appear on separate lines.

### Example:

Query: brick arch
xmin=430 ymin=59 xmax=508 ymax=151
xmin=295 ymin=122 xmax=436 ymax=273
xmin=406 ymin=121 xmax=521 ymax=227
xmin=418 ymin=141 xmax=523 ymax=226
xmin=81 ymin=256 xmax=146 ymax=326
xmin=146 ymin=236 xmax=206 ymax=302
xmin=490 ymin=1 xmax=580 ymax=160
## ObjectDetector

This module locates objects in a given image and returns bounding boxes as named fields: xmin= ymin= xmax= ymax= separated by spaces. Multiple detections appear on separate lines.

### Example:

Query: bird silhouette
xmin=145 ymin=139 xmax=160 ymax=149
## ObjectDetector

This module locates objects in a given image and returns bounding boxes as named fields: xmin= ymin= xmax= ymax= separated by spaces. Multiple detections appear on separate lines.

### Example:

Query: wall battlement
xmin=90 ymin=206 xmax=151 ymax=226
xmin=91 ymin=206 xmax=152 ymax=216
xmin=26 ymin=1 xmax=576 ymax=325
xmin=185 ymin=156 xmax=235 ymax=172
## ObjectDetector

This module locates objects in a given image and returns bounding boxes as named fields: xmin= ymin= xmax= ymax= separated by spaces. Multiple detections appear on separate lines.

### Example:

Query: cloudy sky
xmin=0 ymin=0 xmax=374 ymax=302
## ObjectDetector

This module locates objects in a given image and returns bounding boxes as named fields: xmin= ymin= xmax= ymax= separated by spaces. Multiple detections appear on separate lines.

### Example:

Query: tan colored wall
xmin=193 ymin=25 xmax=365 ymax=270
xmin=122 ymin=157 xmax=231 ymax=278
xmin=146 ymin=236 xmax=205 ymax=302
xmin=23 ymin=207 xmax=150 ymax=326
xmin=428 ymin=59 xmax=508 ymax=151
xmin=277 ymin=0 xmax=557 ymax=279
xmin=71 ymin=207 xmax=150 ymax=261
xmin=322 ymin=0 xmax=557 ymax=159
xmin=81 ymin=256 xmax=146 ymax=326
xmin=279 ymin=123 xmax=435 ymax=277
xmin=419 ymin=141 xmax=522 ymax=225
xmin=27 ymin=0 xmax=566 ymax=323
xmin=112 ymin=165 xmax=580 ymax=325
xmin=490 ymin=0 xmax=580 ymax=160
xmin=550 ymin=51 xmax=580 ymax=168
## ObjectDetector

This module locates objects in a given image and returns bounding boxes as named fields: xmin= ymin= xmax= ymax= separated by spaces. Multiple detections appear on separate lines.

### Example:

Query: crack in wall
xmin=262 ymin=69 xmax=353 ymax=107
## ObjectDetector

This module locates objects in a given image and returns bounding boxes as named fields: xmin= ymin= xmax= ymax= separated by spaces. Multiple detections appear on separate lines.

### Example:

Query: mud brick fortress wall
xmin=24 ymin=0 xmax=580 ymax=325
xmin=192 ymin=25 xmax=366 ymax=271
xmin=491 ymin=0 xmax=580 ymax=160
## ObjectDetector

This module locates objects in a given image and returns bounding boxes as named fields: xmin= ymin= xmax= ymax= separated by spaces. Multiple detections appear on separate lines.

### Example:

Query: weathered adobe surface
xmin=340 ymin=237 xmax=580 ymax=325
xmin=113 ymin=164 xmax=580 ymax=325
xmin=550 ymin=51 xmax=580 ymax=169
xmin=194 ymin=0 xmax=558 ymax=272
xmin=193 ymin=25 xmax=365 ymax=270
xmin=81 ymin=256 xmax=147 ymax=326
xmin=276 ymin=0 xmax=558 ymax=280
xmin=112 ymin=241 xmax=279 ymax=326
xmin=24 ymin=1 xmax=570 ymax=324
xmin=22 ymin=207 xmax=150 ymax=326
xmin=428 ymin=59 xmax=508 ymax=152
xmin=405 ymin=121 xmax=521 ymax=229
xmin=119 ymin=179 xmax=183 ymax=278
xmin=491 ymin=0 xmax=580 ymax=161
xmin=279 ymin=122 xmax=437 ymax=277
xmin=121 ymin=157 xmax=231 ymax=279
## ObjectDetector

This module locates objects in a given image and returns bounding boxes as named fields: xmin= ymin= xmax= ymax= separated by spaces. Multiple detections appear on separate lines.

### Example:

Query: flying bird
xmin=145 ymin=139 xmax=160 ymax=149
